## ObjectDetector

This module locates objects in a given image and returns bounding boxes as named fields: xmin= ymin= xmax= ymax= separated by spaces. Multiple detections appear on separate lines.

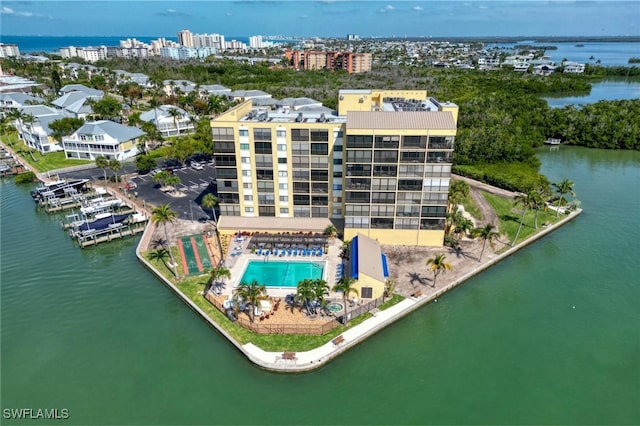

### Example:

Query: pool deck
xmin=136 ymin=207 xmax=582 ymax=372
xmin=219 ymin=237 xmax=345 ymax=300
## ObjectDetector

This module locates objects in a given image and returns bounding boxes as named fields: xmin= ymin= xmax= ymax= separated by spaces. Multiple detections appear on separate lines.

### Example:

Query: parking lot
xmin=59 ymin=161 xmax=219 ymax=221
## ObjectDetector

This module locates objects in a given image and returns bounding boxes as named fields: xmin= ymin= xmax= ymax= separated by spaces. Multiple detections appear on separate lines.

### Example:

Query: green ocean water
xmin=1 ymin=147 xmax=639 ymax=425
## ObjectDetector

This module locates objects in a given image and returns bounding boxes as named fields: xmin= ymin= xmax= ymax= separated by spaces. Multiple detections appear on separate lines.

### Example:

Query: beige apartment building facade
xmin=211 ymin=89 xmax=458 ymax=246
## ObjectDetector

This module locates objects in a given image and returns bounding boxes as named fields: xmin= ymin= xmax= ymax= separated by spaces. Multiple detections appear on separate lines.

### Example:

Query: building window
xmin=277 ymin=129 xmax=286 ymax=138
xmin=253 ymin=128 xmax=272 ymax=141
xmin=334 ymin=144 xmax=343 ymax=152
xmin=333 ymin=184 xmax=342 ymax=191
xmin=241 ymin=157 xmax=250 ymax=164
xmin=291 ymin=128 xmax=309 ymax=141
xmin=278 ymin=171 xmax=288 ymax=177
xmin=239 ymin=129 xmax=249 ymax=137
xmin=346 ymin=135 xmax=373 ymax=148
xmin=278 ymin=157 xmax=287 ymax=164
xmin=277 ymin=144 xmax=287 ymax=151
xmin=361 ymin=287 xmax=373 ymax=298
xmin=240 ymin=143 xmax=250 ymax=150
xmin=243 ymin=182 xmax=252 ymax=189
xmin=245 ymin=207 xmax=254 ymax=213
xmin=212 ymin=127 xmax=234 ymax=140
xmin=279 ymin=183 xmax=288 ymax=190
xmin=310 ymin=129 xmax=328 ymax=142
xmin=280 ymin=208 xmax=289 ymax=214
xmin=244 ymin=195 xmax=253 ymax=201
xmin=242 ymin=170 xmax=251 ymax=177
xmin=311 ymin=143 xmax=329 ymax=155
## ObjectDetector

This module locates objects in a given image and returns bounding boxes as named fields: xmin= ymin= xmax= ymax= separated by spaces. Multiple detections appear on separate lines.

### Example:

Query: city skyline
xmin=1 ymin=1 xmax=638 ymax=38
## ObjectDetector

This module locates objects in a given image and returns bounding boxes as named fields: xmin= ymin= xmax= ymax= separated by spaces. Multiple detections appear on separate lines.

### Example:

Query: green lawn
xmin=379 ymin=293 xmax=405 ymax=311
xmin=483 ymin=192 xmax=566 ymax=247
xmin=142 ymin=250 xmax=373 ymax=352
xmin=460 ymin=192 xmax=483 ymax=221
xmin=0 ymin=134 xmax=92 ymax=172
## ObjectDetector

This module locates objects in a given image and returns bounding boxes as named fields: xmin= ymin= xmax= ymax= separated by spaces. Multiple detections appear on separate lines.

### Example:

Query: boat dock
xmin=73 ymin=216 xmax=147 ymax=248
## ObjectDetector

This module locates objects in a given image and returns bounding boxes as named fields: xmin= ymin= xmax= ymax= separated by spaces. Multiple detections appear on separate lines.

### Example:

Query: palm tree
xmin=201 ymin=193 xmax=218 ymax=223
xmin=323 ymin=224 xmax=337 ymax=239
xmin=207 ymin=265 xmax=231 ymax=293
xmin=153 ymin=170 xmax=170 ymax=187
xmin=164 ymin=175 xmax=181 ymax=193
xmin=296 ymin=278 xmax=317 ymax=316
xmin=426 ymin=253 xmax=452 ymax=287
xmin=553 ymin=179 xmax=575 ymax=217
xmin=332 ymin=276 xmax=359 ymax=324
xmin=167 ymin=107 xmax=183 ymax=135
xmin=448 ymin=180 xmax=470 ymax=213
xmin=311 ymin=279 xmax=330 ymax=314
xmin=148 ymin=97 xmax=161 ymax=131
xmin=108 ymin=158 xmax=122 ymax=184
xmin=7 ymin=109 xmax=28 ymax=137
xmin=95 ymin=155 xmax=109 ymax=183
xmin=527 ymin=189 xmax=546 ymax=229
xmin=148 ymin=248 xmax=171 ymax=271
xmin=234 ymin=279 xmax=267 ymax=322
xmin=474 ymin=224 xmax=499 ymax=262
xmin=512 ymin=193 xmax=530 ymax=246
xmin=383 ymin=278 xmax=397 ymax=302
xmin=455 ymin=216 xmax=474 ymax=241
xmin=151 ymin=204 xmax=178 ymax=278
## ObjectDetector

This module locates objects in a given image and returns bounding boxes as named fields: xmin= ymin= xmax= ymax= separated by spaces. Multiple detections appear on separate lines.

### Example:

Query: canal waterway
xmin=544 ymin=79 xmax=640 ymax=108
xmin=2 ymin=146 xmax=639 ymax=424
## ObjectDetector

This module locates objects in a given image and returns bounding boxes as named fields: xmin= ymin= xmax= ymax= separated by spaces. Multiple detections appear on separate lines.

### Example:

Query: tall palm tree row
xmin=426 ymin=253 xmax=452 ymax=287
xmin=151 ymin=204 xmax=179 ymax=278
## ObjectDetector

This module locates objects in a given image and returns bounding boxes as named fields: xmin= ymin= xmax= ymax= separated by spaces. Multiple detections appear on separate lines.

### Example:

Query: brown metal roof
xmin=346 ymin=111 xmax=456 ymax=130
xmin=355 ymin=233 xmax=386 ymax=282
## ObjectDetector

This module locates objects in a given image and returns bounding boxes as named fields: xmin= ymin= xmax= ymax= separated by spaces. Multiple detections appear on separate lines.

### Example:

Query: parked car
xmin=125 ymin=180 xmax=137 ymax=190
xmin=191 ymin=161 xmax=204 ymax=170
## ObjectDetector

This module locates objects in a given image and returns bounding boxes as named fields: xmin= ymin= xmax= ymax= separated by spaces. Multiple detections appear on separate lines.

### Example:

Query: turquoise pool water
xmin=240 ymin=260 xmax=324 ymax=287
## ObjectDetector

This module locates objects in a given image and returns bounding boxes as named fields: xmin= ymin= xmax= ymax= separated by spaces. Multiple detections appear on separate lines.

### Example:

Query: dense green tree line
xmin=545 ymin=99 xmax=640 ymax=150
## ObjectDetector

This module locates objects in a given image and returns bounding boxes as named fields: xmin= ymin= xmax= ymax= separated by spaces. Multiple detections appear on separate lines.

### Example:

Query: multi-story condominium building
xmin=177 ymin=30 xmax=195 ymax=47
xmin=285 ymin=50 xmax=372 ymax=74
xmin=340 ymin=52 xmax=372 ymax=74
xmin=249 ymin=36 xmax=264 ymax=49
xmin=0 ymin=43 xmax=20 ymax=58
xmin=194 ymin=33 xmax=226 ymax=51
xmin=159 ymin=46 xmax=216 ymax=60
xmin=62 ymin=120 xmax=145 ymax=161
xmin=139 ymin=105 xmax=195 ymax=137
xmin=59 ymin=46 xmax=107 ymax=63
xmin=211 ymin=89 xmax=458 ymax=247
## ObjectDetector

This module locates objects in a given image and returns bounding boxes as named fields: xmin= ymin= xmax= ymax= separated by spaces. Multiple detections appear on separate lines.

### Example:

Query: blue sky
xmin=1 ymin=1 xmax=638 ymax=37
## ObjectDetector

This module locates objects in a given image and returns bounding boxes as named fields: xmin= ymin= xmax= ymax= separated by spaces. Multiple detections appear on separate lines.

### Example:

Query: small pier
xmin=544 ymin=137 xmax=562 ymax=145
xmin=73 ymin=219 xmax=147 ymax=248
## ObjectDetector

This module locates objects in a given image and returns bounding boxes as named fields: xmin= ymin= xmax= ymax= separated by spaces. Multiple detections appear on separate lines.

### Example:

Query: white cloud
xmin=1 ymin=6 xmax=37 ymax=17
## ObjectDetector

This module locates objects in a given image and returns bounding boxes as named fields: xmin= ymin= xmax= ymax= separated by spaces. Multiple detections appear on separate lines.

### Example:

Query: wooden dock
xmin=77 ymin=224 xmax=146 ymax=248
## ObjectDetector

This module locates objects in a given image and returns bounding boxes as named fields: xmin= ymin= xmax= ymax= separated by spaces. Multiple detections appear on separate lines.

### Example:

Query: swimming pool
xmin=239 ymin=260 xmax=324 ymax=288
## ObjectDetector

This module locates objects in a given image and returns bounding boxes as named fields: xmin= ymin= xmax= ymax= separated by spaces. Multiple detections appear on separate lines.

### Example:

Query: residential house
xmin=0 ymin=92 xmax=44 ymax=113
xmin=14 ymin=105 xmax=69 ymax=153
xmin=61 ymin=120 xmax=145 ymax=161
xmin=139 ymin=105 xmax=195 ymax=137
